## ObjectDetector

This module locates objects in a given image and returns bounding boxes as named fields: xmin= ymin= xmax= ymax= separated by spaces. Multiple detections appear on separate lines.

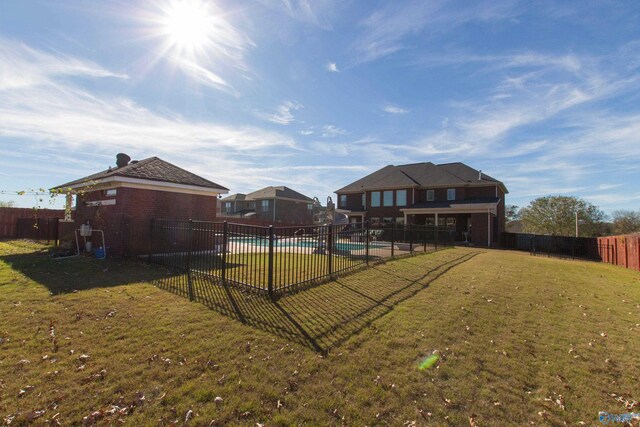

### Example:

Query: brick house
xmin=52 ymin=153 xmax=228 ymax=255
xmin=220 ymin=186 xmax=314 ymax=225
xmin=335 ymin=162 xmax=508 ymax=246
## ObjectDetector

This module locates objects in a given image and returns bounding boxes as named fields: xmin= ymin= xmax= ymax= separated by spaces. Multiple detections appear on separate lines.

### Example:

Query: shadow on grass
xmin=153 ymin=251 xmax=479 ymax=354
xmin=0 ymin=248 xmax=168 ymax=294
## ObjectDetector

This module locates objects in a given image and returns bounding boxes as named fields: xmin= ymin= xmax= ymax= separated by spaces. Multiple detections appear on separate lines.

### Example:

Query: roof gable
xmin=245 ymin=186 xmax=313 ymax=202
xmin=53 ymin=157 xmax=229 ymax=191
xmin=335 ymin=161 xmax=507 ymax=193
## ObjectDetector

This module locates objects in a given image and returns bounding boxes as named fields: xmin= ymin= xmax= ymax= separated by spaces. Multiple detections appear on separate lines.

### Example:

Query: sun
xmin=159 ymin=0 xmax=215 ymax=54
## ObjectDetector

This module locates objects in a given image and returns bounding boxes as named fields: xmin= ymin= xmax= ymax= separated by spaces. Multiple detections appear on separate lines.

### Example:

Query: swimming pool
xmin=229 ymin=237 xmax=388 ymax=251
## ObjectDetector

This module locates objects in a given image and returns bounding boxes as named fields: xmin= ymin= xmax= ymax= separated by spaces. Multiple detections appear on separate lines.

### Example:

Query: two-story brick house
xmin=335 ymin=162 xmax=508 ymax=246
xmin=220 ymin=186 xmax=315 ymax=225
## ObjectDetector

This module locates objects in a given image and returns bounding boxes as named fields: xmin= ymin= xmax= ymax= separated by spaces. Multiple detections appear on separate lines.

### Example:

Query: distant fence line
xmin=149 ymin=220 xmax=455 ymax=297
xmin=597 ymin=233 xmax=640 ymax=271
xmin=502 ymin=232 xmax=640 ymax=272
xmin=0 ymin=207 xmax=65 ymax=241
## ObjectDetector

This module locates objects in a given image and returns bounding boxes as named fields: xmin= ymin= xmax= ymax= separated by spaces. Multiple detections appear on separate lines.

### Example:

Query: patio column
xmin=435 ymin=212 xmax=438 ymax=226
xmin=403 ymin=212 xmax=407 ymax=224
xmin=487 ymin=209 xmax=491 ymax=247
xmin=64 ymin=193 xmax=73 ymax=222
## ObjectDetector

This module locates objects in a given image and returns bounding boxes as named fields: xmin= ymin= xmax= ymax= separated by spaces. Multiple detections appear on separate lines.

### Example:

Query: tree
xmin=0 ymin=200 xmax=15 ymax=207
xmin=505 ymin=204 xmax=521 ymax=224
xmin=611 ymin=210 xmax=640 ymax=235
xmin=520 ymin=195 xmax=606 ymax=237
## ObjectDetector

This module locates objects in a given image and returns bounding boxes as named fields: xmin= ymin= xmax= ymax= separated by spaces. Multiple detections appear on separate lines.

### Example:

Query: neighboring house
xmin=220 ymin=186 xmax=314 ymax=225
xmin=51 ymin=153 xmax=228 ymax=255
xmin=335 ymin=162 xmax=508 ymax=246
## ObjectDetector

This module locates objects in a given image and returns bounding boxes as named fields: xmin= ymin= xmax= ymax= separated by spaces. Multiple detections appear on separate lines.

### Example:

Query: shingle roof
xmin=336 ymin=162 xmax=507 ymax=193
xmin=52 ymin=157 xmax=229 ymax=191
xmin=220 ymin=193 xmax=247 ymax=201
xmin=244 ymin=186 xmax=313 ymax=202
xmin=409 ymin=197 xmax=501 ymax=209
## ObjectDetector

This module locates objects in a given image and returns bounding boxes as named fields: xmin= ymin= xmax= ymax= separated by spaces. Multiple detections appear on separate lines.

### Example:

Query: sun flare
xmin=160 ymin=0 xmax=214 ymax=53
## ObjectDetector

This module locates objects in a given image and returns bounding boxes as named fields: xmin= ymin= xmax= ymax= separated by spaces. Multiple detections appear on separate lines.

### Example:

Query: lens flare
xmin=418 ymin=354 xmax=440 ymax=370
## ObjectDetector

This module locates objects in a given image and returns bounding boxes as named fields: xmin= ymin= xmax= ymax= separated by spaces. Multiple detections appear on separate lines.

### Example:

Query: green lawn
xmin=0 ymin=240 xmax=638 ymax=426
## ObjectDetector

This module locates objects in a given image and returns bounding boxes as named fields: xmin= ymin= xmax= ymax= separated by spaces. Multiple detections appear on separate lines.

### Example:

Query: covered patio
xmin=401 ymin=200 xmax=500 ymax=246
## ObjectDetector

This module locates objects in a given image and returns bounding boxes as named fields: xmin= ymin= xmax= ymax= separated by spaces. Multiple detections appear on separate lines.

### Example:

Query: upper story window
xmin=362 ymin=193 xmax=366 ymax=209
xmin=307 ymin=203 xmax=313 ymax=211
xmin=339 ymin=194 xmax=347 ymax=208
xmin=224 ymin=202 xmax=232 ymax=212
xmin=396 ymin=190 xmax=407 ymax=206
xmin=371 ymin=191 xmax=381 ymax=207
xmin=427 ymin=190 xmax=434 ymax=201
xmin=383 ymin=190 xmax=393 ymax=206
xmin=261 ymin=200 xmax=269 ymax=211
xmin=447 ymin=188 xmax=456 ymax=201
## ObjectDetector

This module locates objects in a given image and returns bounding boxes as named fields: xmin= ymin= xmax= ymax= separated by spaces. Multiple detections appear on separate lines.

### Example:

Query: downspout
xmin=273 ymin=198 xmax=276 ymax=222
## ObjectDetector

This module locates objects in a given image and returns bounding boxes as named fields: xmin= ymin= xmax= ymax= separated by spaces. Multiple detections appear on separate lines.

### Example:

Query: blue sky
xmin=1 ymin=0 xmax=639 ymax=213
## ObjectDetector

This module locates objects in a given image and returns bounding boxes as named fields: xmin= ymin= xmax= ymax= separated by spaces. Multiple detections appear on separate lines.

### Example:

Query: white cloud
xmin=351 ymin=0 xmax=518 ymax=64
xmin=382 ymin=104 xmax=409 ymax=114
xmin=261 ymin=0 xmax=335 ymax=30
xmin=260 ymin=101 xmax=303 ymax=125
xmin=0 ymin=38 xmax=128 ymax=91
xmin=326 ymin=62 xmax=339 ymax=72
xmin=321 ymin=125 xmax=348 ymax=137
xmin=300 ymin=129 xmax=314 ymax=135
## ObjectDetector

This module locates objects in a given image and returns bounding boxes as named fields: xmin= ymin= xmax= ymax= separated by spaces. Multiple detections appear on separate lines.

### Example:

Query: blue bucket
xmin=94 ymin=247 xmax=106 ymax=259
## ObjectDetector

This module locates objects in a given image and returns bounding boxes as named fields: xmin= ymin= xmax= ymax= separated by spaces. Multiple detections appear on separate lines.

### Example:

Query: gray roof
xmin=336 ymin=162 xmax=507 ymax=193
xmin=53 ymin=157 xmax=229 ymax=191
xmin=220 ymin=193 xmax=247 ymax=201
xmin=409 ymin=197 xmax=501 ymax=209
xmin=244 ymin=186 xmax=313 ymax=202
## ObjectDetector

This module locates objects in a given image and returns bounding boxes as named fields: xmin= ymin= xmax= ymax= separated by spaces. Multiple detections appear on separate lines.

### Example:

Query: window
xmin=438 ymin=217 xmax=446 ymax=227
xmin=383 ymin=190 xmax=393 ymax=206
xmin=339 ymin=194 xmax=347 ymax=208
xmin=362 ymin=193 xmax=366 ymax=209
xmin=446 ymin=217 xmax=456 ymax=227
xmin=447 ymin=188 xmax=456 ymax=201
xmin=396 ymin=190 xmax=407 ymax=206
xmin=307 ymin=203 xmax=313 ymax=211
xmin=383 ymin=217 xmax=394 ymax=225
xmin=224 ymin=202 xmax=232 ymax=212
xmin=371 ymin=191 xmax=381 ymax=207
xmin=426 ymin=217 xmax=435 ymax=226
xmin=105 ymin=189 xmax=117 ymax=197
xmin=261 ymin=200 xmax=269 ymax=211
xmin=371 ymin=217 xmax=381 ymax=227
xmin=396 ymin=217 xmax=405 ymax=225
xmin=426 ymin=190 xmax=434 ymax=202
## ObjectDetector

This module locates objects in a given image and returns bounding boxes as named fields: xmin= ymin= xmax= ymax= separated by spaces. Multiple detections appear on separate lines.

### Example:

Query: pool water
xmin=229 ymin=237 xmax=388 ymax=251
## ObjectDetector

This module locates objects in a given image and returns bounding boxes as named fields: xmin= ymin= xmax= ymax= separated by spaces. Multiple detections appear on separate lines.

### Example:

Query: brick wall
xmin=67 ymin=187 xmax=219 ymax=256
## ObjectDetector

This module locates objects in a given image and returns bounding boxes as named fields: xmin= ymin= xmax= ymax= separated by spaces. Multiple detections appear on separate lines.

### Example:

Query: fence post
xmin=221 ymin=221 xmax=228 ymax=284
xmin=434 ymin=225 xmax=438 ymax=250
xmin=268 ymin=225 xmax=274 ymax=298
xmin=365 ymin=221 xmax=370 ymax=266
xmin=423 ymin=225 xmax=427 ymax=251
xmin=391 ymin=222 xmax=395 ymax=258
xmin=187 ymin=220 xmax=194 ymax=301
xmin=409 ymin=223 xmax=414 ymax=253
xmin=328 ymin=225 xmax=334 ymax=277
xmin=147 ymin=219 xmax=155 ymax=265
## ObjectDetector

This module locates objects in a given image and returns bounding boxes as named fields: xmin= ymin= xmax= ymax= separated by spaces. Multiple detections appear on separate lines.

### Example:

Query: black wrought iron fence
xmin=502 ymin=232 xmax=614 ymax=261
xmin=149 ymin=220 xmax=454 ymax=297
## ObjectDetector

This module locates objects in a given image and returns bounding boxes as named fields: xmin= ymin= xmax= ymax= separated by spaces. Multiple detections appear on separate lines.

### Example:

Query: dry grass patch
xmin=0 ymin=240 xmax=638 ymax=425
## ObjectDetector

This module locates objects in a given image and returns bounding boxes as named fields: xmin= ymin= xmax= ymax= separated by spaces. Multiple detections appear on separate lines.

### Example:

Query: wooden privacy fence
xmin=0 ymin=207 xmax=65 ymax=240
xmin=149 ymin=220 xmax=455 ymax=298
xmin=597 ymin=233 xmax=640 ymax=272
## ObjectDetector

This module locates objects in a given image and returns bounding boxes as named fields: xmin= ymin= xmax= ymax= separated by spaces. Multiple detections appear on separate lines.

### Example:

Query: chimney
xmin=478 ymin=170 xmax=482 ymax=180
xmin=116 ymin=153 xmax=131 ymax=168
